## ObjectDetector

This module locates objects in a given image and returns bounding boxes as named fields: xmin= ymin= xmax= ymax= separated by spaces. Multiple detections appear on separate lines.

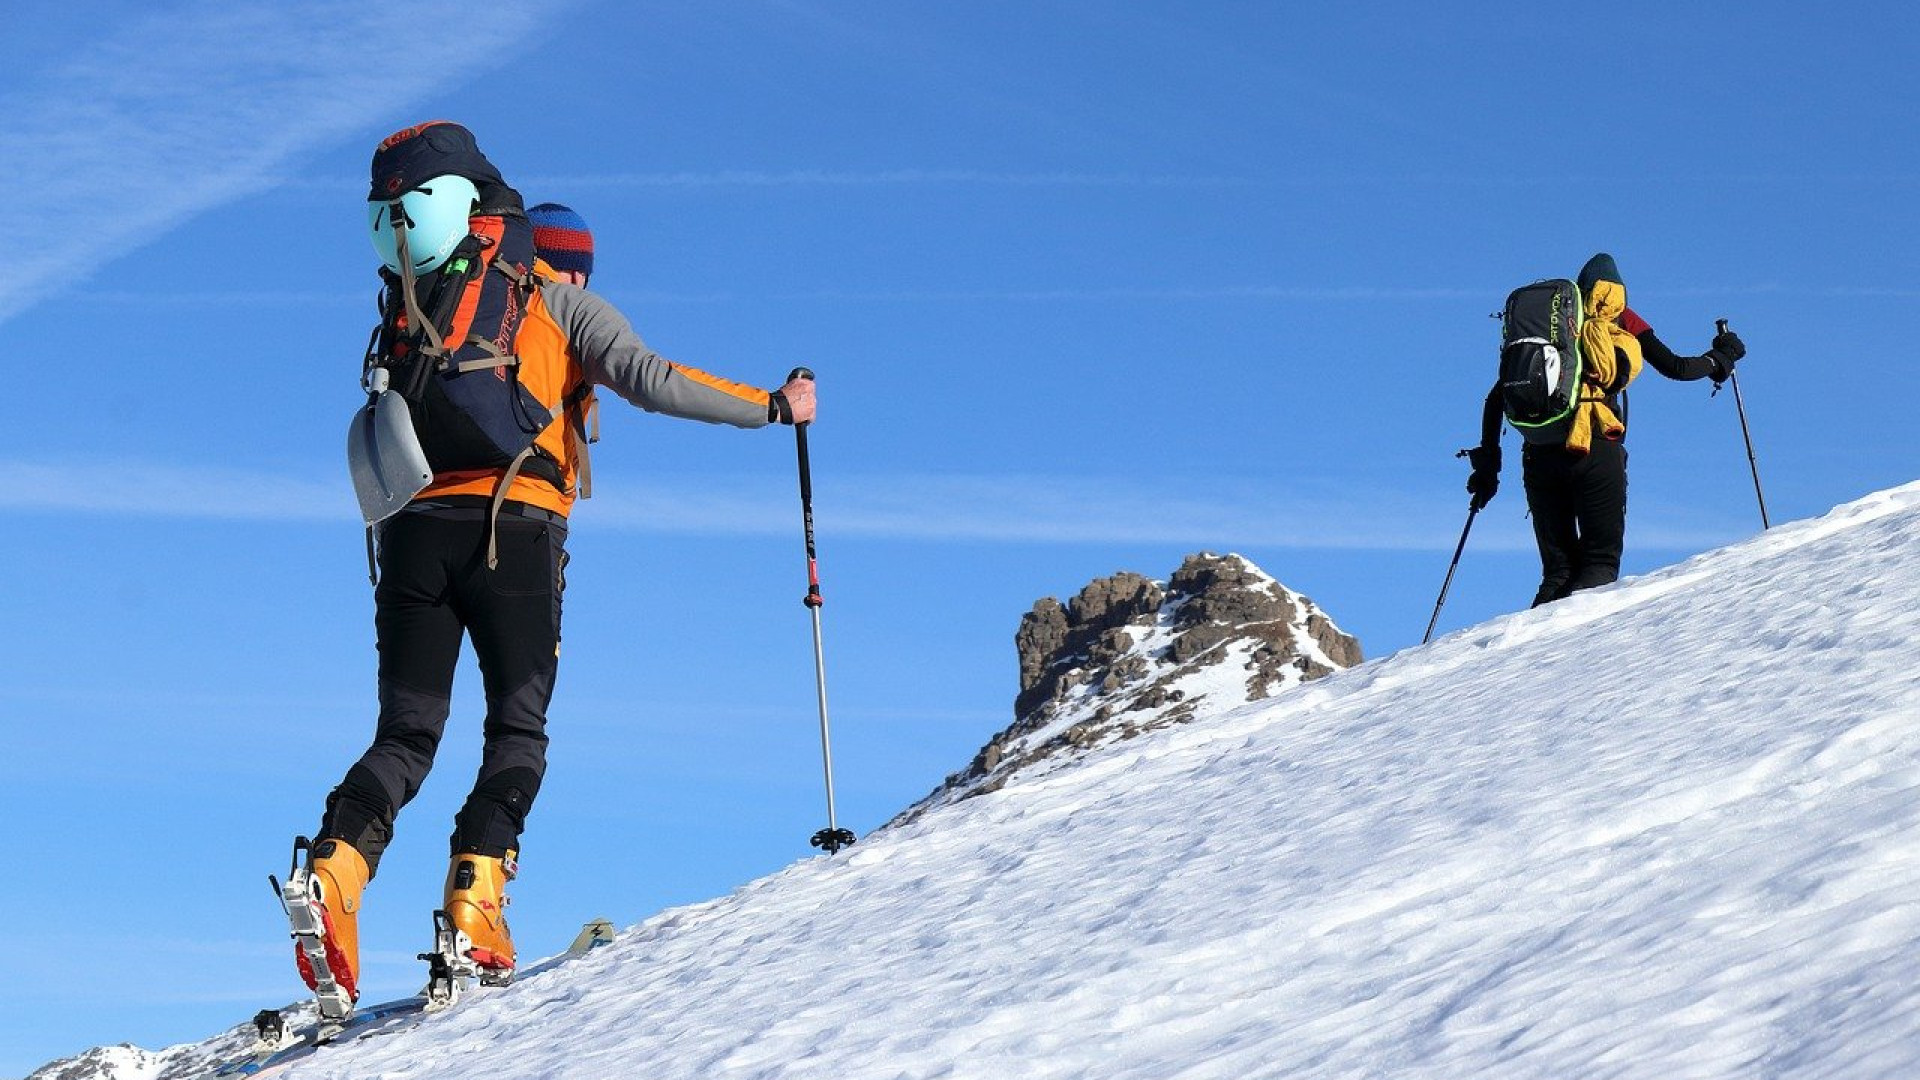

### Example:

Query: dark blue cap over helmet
xmin=369 ymin=121 xmax=507 ymax=201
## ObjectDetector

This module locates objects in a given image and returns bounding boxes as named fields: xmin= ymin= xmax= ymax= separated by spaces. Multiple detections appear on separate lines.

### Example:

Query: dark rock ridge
xmin=892 ymin=552 xmax=1361 ymax=826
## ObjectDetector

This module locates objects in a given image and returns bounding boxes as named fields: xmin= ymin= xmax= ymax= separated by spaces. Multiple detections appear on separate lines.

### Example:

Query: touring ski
xmin=217 ymin=916 xmax=616 ymax=1076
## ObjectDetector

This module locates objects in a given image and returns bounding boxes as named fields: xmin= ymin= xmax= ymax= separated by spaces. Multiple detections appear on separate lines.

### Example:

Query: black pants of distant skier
xmin=318 ymin=499 xmax=568 ymax=876
xmin=1521 ymin=439 xmax=1627 ymax=608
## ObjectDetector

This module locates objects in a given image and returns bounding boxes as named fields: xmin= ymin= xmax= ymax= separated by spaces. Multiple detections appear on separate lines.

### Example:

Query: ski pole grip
xmin=786 ymin=368 xmax=816 ymax=429
xmin=1716 ymin=318 xmax=1729 ymax=335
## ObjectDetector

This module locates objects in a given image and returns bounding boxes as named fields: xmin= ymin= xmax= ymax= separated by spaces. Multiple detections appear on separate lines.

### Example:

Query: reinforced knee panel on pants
xmin=322 ymin=676 xmax=457 ymax=874
xmin=318 ymin=764 xmax=403 ymax=874
xmin=452 ymin=765 xmax=543 ymax=858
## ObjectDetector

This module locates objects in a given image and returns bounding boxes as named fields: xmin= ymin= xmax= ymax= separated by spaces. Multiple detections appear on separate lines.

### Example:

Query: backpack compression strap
xmin=568 ymin=384 xmax=598 ymax=500
xmin=445 ymin=257 xmax=540 ymax=373
xmin=481 ymin=390 xmax=585 ymax=570
xmin=392 ymin=220 xmax=450 ymax=362
xmin=472 ymin=269 xmax=596 ymax=569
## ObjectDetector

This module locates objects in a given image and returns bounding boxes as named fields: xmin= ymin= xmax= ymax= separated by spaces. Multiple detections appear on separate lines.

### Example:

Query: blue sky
xmin=2 ymin=1 xmax=1915 ymax=1073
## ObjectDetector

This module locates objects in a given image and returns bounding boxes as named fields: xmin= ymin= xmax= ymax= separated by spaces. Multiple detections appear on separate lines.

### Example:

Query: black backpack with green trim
xmin=1497 ymin=279 xmax=1585 ymax=444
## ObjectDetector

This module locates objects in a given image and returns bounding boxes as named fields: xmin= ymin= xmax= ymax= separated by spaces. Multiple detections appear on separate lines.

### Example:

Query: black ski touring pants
xmin=1521 ymin=439 xmax=1627 ymax=608
xmin=319 ymin=500 xmax=567 ymax=876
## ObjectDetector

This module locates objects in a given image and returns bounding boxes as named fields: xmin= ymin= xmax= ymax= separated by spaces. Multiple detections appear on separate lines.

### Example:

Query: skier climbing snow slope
xmin=30 ymin=481 xmax=1920 ymax=1079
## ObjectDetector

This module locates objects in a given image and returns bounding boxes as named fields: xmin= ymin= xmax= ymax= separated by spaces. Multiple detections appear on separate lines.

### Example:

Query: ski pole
xmin=788 ymin=368 xmax=855 ymax=854
xmin=1423 ymin=453 xmax=1482 ymax=645
xmin=1712 ymin=318 xmax=1771 ymax=529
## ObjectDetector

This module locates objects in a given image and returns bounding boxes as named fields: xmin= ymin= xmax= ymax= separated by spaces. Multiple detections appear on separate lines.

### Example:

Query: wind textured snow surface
xmin=115 ymin=486 xmax=1920 ymax=1078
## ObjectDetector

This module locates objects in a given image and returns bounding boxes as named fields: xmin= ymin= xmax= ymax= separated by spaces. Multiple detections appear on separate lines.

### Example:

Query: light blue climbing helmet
xmin=367 ymin=174 xmax=479 ymax=275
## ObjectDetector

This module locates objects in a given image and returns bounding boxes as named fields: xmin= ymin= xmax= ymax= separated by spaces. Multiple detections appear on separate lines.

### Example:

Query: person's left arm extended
xmin=1623 ymin=307 xmax=1744 ymax=382
xmin=550 ymin=282 xmax=804 ymax=426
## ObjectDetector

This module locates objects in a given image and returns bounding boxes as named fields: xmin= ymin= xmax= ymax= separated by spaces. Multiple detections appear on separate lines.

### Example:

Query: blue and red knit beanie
xmin=528 ymin=203 xmax=594 ymax=278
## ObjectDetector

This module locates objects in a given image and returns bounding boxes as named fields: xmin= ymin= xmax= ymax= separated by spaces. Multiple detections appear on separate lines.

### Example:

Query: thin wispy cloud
xmin=68 ymin=281 xmax=1889 ymax=309
xmin=278 ymin=168 xmax=1917 ymax=195
xmin=0 ymin=461 xmax=349 ymax=521
xmin=0 ymin=0 xmax=575 ymax=326
xmin=1234 ymin=172 xmax=1920 ymax=187
xmin=763 ymin=285 xmax=1487 ymax=303
xmin=756 ymin=282 xmax=1919 ymax=305
xmin=59 ymin=284 xmax=1499 ymax=307
xmin=519 ymin=169 xmax=1248 ymax=189
xmin=495 ymin=470 xmax=1477 ymax=549
xmin=271 ymin=169 xmax=1246 ymax=194
xmin=0 ymin=458 xmax=1741 ymax=552
xmin=68 ymin=290 xmax=369 ymax=307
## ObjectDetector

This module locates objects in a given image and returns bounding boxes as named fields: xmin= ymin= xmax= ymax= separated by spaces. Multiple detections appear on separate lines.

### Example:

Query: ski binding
xmin=417 ymin=908 xmax=511 ymax=1011
xmin=274 ymin=837 xmax=354 ymax=1025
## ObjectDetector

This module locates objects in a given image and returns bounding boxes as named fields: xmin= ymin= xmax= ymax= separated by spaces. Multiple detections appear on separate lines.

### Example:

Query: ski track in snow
xmin=93 ymin=483 xmax=1920 ymax=1079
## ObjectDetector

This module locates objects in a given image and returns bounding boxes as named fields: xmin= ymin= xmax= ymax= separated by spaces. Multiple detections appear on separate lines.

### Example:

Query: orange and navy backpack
xmin=366 ymin=210 xmax=580 ymax=492
xmin=355 ymin=206 xmax=597 ymax=574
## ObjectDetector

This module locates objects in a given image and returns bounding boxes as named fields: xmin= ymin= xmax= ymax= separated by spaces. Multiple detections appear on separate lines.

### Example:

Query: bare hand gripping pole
xmin=789 ymin=368 xmax=855 ymax=854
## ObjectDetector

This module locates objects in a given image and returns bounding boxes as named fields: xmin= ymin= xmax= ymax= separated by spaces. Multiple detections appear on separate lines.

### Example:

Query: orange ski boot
xmin=288 ymin=837 xmax=369 ymax=1018
xmin=445 ymin=850 xmax=517 ymax=983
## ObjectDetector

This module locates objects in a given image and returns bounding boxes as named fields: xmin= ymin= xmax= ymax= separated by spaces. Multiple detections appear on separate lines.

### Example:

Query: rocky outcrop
xmin=892 ymin=552 xmax=1360 ymax=825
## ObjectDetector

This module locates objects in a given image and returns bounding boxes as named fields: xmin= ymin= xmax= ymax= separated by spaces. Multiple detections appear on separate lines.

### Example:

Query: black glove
xmin=1465 ymin=444 xmax=1501 ymax=510
xmin=1707 ymin=329 xmax=1745 ymax=384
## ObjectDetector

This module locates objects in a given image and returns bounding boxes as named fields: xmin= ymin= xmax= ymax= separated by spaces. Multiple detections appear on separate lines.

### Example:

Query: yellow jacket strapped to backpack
xmin=1567 ymin=278 xmax=1644 ymax=454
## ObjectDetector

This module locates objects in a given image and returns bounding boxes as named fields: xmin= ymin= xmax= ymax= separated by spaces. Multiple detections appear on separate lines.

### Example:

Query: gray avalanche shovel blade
xmin=347 ymin=390 xmax=432 ymax=524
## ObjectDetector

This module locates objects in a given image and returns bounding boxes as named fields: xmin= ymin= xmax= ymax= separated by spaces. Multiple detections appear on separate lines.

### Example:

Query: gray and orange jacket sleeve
xmin=543 ymin=282 xmax=776 ymax=428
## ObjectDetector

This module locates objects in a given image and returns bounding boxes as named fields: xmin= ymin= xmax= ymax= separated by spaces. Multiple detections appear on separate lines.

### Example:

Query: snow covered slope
xmin=33 ymin=482 xmax=1920 ymax=1080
